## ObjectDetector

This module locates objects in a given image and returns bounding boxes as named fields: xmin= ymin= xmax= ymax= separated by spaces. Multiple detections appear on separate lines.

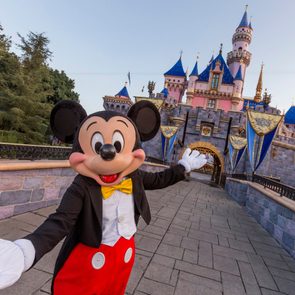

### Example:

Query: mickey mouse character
xmin=0 ymin=100 xmax=207 ymax=294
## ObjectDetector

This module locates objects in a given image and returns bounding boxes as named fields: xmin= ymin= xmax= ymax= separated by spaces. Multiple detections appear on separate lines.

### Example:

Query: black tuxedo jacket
xmin=25 ymin=164 xmax=185 ymax=286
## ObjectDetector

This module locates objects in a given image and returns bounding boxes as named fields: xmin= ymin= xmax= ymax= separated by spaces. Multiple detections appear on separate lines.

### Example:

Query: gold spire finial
xmin=245 ymin=4 xmax=248 ymax=11
xmin=196 ymin=51 xmax=200 ymax=60
xmin=254 ymin=63 xmax=263 ymax=102
xmin=180 ymin=50 xmax=183 ymax=59
xmin=125 ymin=81 xmax=128 ymax=87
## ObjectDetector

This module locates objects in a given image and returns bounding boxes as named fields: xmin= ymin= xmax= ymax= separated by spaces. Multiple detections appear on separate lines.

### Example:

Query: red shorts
xmin=54 ymin=237 xmax=135 ymax=295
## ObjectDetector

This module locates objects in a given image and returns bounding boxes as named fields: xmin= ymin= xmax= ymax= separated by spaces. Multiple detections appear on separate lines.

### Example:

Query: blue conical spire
xmin=164 ymin=57 xmax=186 ymax=77
xmin=209 ymin=54 xmax=214 ymax=64
xmin=238 ymin=9 xmax=249 ymax=28
xmin=285 ymin=106 xmax=295 ymax=124
xmin=115 ymin=85 xmax=130 ymax=98
xmin=160 ymin=88 xmax=169 ymax=98
xmin=189 ymin=61 xmax=198 ymax=77
xmin=234 ymin=65 xmax=243 ymax=81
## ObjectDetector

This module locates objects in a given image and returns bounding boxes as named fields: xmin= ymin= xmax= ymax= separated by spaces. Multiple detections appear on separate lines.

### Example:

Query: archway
xmin=185 ymin=142 xmax=225 ymax=184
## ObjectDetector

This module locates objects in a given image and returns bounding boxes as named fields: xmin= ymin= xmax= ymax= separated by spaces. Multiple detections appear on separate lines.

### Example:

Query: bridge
xmin=1 ymin=176 xmax=295 ymax=295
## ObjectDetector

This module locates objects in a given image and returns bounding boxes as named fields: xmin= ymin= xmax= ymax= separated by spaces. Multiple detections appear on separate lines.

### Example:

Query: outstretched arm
xmin=0 ymin=180 xmax=84 ymax=289
xmin=24 ymin=181 xmax=84 ymax=264
xmin=140 ymin=148 xmax=207 ymax=190
xmin=140 ymin=164 xmax=186 ymax=190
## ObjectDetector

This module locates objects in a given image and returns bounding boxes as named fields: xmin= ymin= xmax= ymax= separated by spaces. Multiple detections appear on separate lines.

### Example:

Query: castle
xmin=102 ymin=7 xmax=295 ymax=187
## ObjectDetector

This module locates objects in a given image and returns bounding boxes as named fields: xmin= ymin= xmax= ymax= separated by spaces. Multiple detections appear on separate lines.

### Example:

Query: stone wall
xmin=225 ymin=178 xmax=248 ymax=205
xmin=0 ymin=163 xmax=76 ymax=220
xmin=226 ymin=178 xmax=295 ymax=258
xmin=0 ymin=161 xmax=168 ymax=220
xmin=141 ymin=162 xmax=168 ymax=173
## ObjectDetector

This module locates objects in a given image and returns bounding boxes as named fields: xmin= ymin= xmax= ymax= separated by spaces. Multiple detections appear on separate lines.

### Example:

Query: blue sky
xmin=0 ymin=0 xmax=294 ymax=114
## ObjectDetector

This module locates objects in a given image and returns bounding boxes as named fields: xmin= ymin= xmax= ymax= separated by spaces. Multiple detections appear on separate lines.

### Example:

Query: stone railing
xmin=228 ymin=173 xmax=295 ymax=200
xmin=0 ymin=142 xmax=71 ymax=160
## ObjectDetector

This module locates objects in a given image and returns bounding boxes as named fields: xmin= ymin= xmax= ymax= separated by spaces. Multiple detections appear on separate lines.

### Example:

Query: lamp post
xmin=181 ymin=110 xmax=190 ymax=146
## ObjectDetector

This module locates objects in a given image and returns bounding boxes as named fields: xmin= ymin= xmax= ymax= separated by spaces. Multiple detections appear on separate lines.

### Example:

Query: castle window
xmin=207 ymin=99 xmax=216 ymax=109
xmin=211 ymin=74 xmax=219 ymax=90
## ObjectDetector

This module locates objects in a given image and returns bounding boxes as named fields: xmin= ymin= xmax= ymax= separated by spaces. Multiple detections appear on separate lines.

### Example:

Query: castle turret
xmin=186 ymin=58 xmax=199 ymax=105
xmin=227 ymin=6 xmax=253 ymax=91
xmin=103 ymin=84 xmax=133 ymax=114
xmin=164 ymin=56 xmax=187 ymax=104
xmin=233 ymin=65 xmax=243 ymax=98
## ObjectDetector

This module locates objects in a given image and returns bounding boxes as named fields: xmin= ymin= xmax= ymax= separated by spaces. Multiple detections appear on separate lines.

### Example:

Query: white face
xmin=69 ymin=115 xmax=145 ymax=186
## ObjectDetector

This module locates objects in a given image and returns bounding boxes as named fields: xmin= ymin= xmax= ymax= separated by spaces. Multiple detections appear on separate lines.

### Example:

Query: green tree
xmin=0 ymin=25 xmax=26 ymax=138
xmin=0 ymin=28 xmax=80 ymax=144
xmin=47 ymin=69 xmax=79 ymax=104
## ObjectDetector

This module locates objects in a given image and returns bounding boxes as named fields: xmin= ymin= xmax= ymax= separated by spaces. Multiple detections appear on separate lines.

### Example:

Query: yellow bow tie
xmin=101 ymin=178 xmax=133 ymax=200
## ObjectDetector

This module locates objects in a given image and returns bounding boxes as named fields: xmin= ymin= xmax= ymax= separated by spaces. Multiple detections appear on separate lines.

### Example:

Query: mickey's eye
xmin=91 ymin=132 xmax=104 ymax=154
xmin=112 ymin=131 xmax=124 ymax=153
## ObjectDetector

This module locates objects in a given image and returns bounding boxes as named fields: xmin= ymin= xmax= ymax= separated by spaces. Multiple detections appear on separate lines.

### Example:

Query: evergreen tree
xmin=0 ymin=27 xmax=80 ymax=144
xmin=47 ymin=69 xmax=79 ymax=105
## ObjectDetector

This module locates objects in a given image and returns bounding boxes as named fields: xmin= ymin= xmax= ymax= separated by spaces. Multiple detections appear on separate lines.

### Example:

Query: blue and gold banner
xmin=160 ymin=126 xmax=178 ymax=161
xmin=246 ymin=110 xmax=283 ymax=171
xmin=229 ymin=136 xmax=247 ymax=171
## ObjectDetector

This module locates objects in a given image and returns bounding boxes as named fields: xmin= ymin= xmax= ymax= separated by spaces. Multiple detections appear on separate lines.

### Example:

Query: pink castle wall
xmin=237 ymin=100 xmax=244 ymax=111
xmin=191 ymin=96 xmax=206 ymax=108
xmin=218 ymin=100 xmax=233 ymax=112
xmin=191 ymin=95 xmax=239 ymax=112
xmin=168 ymin=87 xmax=182 ymax=103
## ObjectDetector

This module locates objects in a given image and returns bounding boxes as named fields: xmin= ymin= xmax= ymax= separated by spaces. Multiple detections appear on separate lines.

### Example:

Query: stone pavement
xmin=1 ymin=179 xmax=295 ymax=295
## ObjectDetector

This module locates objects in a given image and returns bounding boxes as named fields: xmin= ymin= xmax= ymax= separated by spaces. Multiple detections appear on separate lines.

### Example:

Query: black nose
xmin=100 ymin=144 xmax=116 ymax=161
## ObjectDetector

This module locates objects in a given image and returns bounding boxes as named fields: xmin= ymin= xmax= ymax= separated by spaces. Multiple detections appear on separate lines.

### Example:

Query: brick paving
xmin=1 ymin=179 xmax=295 ymax=294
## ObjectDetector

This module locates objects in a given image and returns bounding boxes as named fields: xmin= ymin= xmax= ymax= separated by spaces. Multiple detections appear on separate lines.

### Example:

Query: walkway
xmin=1 ymin=179 xmax=295 ymax=295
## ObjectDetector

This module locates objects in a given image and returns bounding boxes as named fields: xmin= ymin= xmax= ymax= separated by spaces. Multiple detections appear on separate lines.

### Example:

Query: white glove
xmin=178 ymin=148 xmax=207 ymax=173
xmin=0 ymin=239 xmax=35 ymax=289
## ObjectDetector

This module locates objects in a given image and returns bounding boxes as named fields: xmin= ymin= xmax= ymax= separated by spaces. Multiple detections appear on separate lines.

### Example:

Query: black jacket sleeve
xmin=140 ymin=164 xmax=186 ymax=190
xmin=24 ymin=181 xmax=84 ymax=264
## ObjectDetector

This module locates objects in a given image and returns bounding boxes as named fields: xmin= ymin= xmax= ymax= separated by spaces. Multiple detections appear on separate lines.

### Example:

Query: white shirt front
xmin=101 ymin=190 xmax=137 ymax=246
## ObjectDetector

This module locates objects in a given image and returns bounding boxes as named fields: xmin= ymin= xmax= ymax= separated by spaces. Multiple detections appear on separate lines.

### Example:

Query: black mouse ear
xmin=127 ymin=100 xmax=160 ymax=142
xmin=50 ymin=100 xmax=87 ymax=144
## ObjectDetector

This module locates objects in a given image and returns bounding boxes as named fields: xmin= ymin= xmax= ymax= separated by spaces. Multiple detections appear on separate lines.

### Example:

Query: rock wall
xmin=226 ymin=178 xmax=295 ymax=258
xmin=0 ymin=166 xmax=76 ymax=220
xmin=0 ymin=161 xmax=167 ymax=220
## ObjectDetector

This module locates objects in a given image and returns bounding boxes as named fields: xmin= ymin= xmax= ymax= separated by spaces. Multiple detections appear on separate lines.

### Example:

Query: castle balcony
xmin=168 ymin=116 xmax=185 ymax=127
xmin=227 ymin=50 xmax=251 ymax=66
xmin=232 ymin=31 xmax=252 ymax=43
xmin=195 ymin=89 xmax=232 ymax=98
xmin=103 ymin=95 xmax=133 ymax=106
